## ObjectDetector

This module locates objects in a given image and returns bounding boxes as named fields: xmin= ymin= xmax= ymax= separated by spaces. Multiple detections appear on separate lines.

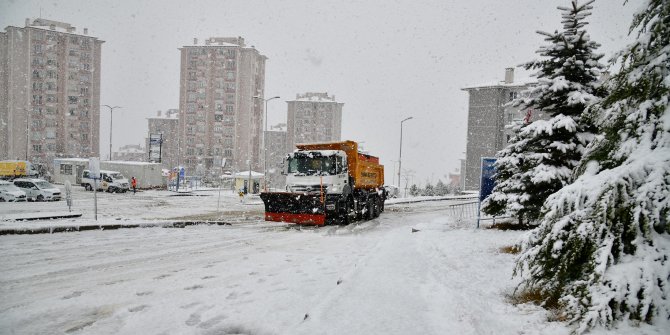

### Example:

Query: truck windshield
xmin=288 ymin=155 xmax=338 ymax=176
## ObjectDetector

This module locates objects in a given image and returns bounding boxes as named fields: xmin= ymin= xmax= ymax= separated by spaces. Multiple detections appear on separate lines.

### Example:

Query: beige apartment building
xmin=286 ymin=92 xmax=343 ymax=152
xmin=0 ymin=19 xmax=103 ymax=174
xmin=178 ymin=37 xmax=266 ymax=178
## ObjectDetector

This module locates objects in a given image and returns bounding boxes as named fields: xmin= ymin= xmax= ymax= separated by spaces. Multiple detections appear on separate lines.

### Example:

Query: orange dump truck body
xmin=295 ymin=140 xmax=384 ymax=190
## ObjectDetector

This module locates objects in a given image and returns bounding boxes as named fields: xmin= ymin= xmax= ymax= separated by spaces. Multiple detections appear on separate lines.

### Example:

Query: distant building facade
xmin=461 ymin=68 xmax=542 ymax=191
xmin=0 ymin=19 xmax=103 ymax=173
xmin=113 ymin=144 xmax=145 ymax=161
xmin=286 ymin=92 xmax=343 ymax=152
xmin=264 ymin=123 xmax=287 ymax=190
xmin=146 ymin=109 xmax=179 ymax=169
xmin=178 ymin=37 xmax=266 ymax=178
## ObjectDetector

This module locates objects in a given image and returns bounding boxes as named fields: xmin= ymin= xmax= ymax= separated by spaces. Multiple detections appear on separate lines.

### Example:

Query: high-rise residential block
xmin=178 ymin=37 xmax=266 ymax=178
xmin=0 ymin=19 xmax=103 ymax=175
xmin=286 ymin=92 xmax=343 ymax=152
xmin=146 ymin=109 xmax=180 ymax=169
xmin=264 ymin=123 xmax=287 ymax=190
xmin=461 ymin=68 xmax=541 ymax=191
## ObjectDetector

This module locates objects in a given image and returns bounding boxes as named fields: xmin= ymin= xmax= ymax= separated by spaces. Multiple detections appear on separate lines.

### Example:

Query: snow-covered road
xmin=1 ymin=200 xmax=577 ymax=335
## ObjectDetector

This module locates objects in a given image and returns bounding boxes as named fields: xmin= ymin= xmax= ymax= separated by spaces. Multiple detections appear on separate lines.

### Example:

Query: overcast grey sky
xmin=2 ymin=0 xmax=638 ymax=186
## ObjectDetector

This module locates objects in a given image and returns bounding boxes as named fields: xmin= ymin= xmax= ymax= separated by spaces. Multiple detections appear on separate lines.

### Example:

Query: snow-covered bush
xmin=516 ymin=0 xmax=670 ymax=332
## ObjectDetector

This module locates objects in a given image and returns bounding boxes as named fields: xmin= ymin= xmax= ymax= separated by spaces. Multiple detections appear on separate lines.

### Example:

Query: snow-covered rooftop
xmin=462 ymin=77 xmax=537 ymax=90
xmin=234 ymin=171 xmax=264 ymax=178
xmin=292 ymin=92 xmax=338 ymax=102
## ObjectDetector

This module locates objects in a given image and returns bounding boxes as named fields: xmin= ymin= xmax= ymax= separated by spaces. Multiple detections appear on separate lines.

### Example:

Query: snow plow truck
xmin=260 ymin=140 xmax=386 ymax=226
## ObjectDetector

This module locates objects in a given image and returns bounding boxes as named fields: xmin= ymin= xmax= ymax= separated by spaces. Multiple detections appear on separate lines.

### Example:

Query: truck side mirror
xmin=280 ymin=161 xmax=287 ymax=175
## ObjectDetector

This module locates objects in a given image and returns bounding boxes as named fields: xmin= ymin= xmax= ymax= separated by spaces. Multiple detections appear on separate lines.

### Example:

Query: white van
xmin=13 ymin=178 xmax=61 ymax=201
xmin=81 ymin=170 xmax=130 ymax=193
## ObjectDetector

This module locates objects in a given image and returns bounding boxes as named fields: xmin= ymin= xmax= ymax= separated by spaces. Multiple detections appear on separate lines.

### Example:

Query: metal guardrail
xmin=446 ymin=201 xmax=479 ymax=220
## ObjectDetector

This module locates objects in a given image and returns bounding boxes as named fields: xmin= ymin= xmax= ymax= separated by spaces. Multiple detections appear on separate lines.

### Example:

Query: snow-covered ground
xmin=0 ymin=190 xmax=664 ymax=334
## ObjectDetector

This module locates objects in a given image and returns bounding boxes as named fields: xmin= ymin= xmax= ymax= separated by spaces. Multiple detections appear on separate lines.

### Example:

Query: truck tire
xmin=84 ymin=184 xmax=92 ymax=191
xmin=339 ymin=197 xmax=354 ymax=225
xmin=366 ymin=198 xmax=375 ymax=220
xmin=376 ymin=197 xmax=383 ymax=217
xmin=36 ymin=194 xmax=44 ymax=202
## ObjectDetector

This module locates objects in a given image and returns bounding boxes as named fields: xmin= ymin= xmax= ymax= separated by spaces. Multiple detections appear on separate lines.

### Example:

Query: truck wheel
xmin=375 ymin=198 xmax=383 ymax=217
xmin=366 ymin=198 xmax=375 ymax=220
xmin=339 ymin=198 xmax=353 ymax=225
xmin=36 ymin=195 xmax=44 ymax=202
xmin=84 ymin=184 xmax=91 ymax=191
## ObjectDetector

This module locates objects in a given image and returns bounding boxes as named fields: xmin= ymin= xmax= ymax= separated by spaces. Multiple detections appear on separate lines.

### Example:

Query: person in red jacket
xmin=131 ymin=177 xmax=137 ymax=194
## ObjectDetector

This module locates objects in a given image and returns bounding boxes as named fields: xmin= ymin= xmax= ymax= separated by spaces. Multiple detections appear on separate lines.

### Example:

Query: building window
xmin=215 ymin=114 xmax=224 ymax=122
xmin=81 ymin=133 xmax=88 ymax=141
xmin=33 ymin=144 xmax=42 ymax=153
xmin=225 ymin=105 xmax=234 ymax=113
xmin=60 ymin=164 xmax=73 ymax=176
xmin=68 ymin=96 xmax=78 ymax=104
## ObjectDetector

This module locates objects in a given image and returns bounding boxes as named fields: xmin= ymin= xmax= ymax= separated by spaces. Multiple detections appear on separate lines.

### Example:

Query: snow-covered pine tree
xmin=482 ymin=120 xmax=532 ymax=223
xmin=515 ymin=0 xmax=670 ymax=332
xmin=483 ymin=0 xmax=606 ymax=223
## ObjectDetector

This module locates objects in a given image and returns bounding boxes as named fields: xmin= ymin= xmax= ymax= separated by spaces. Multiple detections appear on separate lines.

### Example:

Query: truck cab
xmin=285 ymin=150 xmax=349 ymax=195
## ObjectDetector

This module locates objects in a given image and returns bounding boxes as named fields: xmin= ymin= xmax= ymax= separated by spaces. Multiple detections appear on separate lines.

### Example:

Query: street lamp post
xmin=102 ymin=105 xmax=121 ymax=160
xmin=254 ymin=95 xmax=280 ymax=191
xmin=398 ymin=116 xmax=413 ymax=195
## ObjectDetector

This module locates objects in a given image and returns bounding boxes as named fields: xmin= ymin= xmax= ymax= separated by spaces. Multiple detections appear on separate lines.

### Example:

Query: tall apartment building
xmin=178 ymin=37 xmax=266 ymax=178
xmin=286 ymin=92 xmax=343 ymax=152
xmin=461 ymin=68 xmax=542 ymax=190
xmin=0 ymin=19 xmax=103 ymax=174
xmin=264 ymin=123 xmax=287 ymax=190
xmin=146 ymin=109 xmax=179 ymax=169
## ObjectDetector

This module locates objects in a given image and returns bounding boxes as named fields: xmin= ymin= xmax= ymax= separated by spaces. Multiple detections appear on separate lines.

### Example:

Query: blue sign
xmin=479 ymin=157 xmax=496 ymax=201
xmin=179 ymin=167 xmax=185 ymax=178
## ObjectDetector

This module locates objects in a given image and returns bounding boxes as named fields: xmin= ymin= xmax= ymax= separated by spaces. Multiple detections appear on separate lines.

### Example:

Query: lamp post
xmin=24 ymin=107 xmax=31 ymax=161
xmin=254 ymin=95 xmax=280 ymax=191
xmin=398 ymin=116 xmax=413 ymax=195
xmin=102 ymin=105 xmax=121 ymax=160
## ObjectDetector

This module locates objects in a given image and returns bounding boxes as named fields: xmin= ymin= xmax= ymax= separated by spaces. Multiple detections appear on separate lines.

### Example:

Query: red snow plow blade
xmin=260 ymin=192 xmax=326 ymax=226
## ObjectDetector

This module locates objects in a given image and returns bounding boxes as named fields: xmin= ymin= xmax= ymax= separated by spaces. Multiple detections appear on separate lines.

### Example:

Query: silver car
xmin=0 ymin=180 xmax=27 ymax=202
xmin=13 ymin=178 xmax=62 ymax=201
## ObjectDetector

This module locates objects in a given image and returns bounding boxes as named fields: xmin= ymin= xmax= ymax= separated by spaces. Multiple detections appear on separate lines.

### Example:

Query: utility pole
xmin=398 ymin=116 xmax=413 ymax=193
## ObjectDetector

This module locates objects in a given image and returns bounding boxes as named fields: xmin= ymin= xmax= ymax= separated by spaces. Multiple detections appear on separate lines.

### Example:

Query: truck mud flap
xmin=260 ymin=192 xmax=326 ymax=225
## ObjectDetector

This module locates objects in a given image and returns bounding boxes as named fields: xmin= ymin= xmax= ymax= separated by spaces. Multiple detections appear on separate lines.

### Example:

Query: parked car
xmin=81 ymin=169 xmax=130 ymax=193
xmin=384 ymin=185 xmax=400 ymax=198
xmin=13 ymin=178 xmax=61 ymax=201
xmin=0 ymin=180 xmax=27 ymax=202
